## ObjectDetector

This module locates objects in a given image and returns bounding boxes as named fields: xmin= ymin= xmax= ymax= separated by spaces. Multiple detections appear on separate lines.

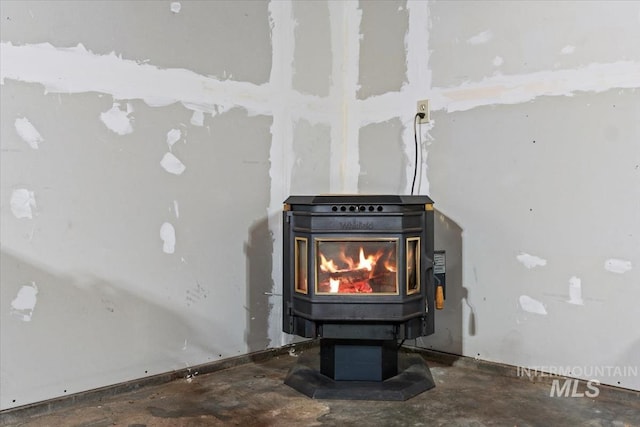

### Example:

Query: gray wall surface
xmin=421 ymin=1 xmax=640 ymax=394
xmin=1 ymin=0 xmax=638 ymax=409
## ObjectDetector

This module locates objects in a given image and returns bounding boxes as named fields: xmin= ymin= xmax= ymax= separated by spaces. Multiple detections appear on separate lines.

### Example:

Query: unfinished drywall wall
xmin=1 ymin=0 xmax=638 ymax=410
xmin=1 ymin=0 xmax=279 ymax=409
xmin=358 ymin=0 xmax=408 ymax=99
xmin=291 ymin=0 xmax=639 ymax=393
xmin=358 ymin=119 xmax=407 ymax=194
xmin=428 ymin=0 xmax=640 ymax=88
xmin=290 ymin=120 xmax=331 ymax=195
xmin=427 ymin=90 xmax=639 ymax=369
xmin=420 ymin=1 xmax=640 ymax=392
xmin=2 ymin=0 xmax=272 ymax=83
xmin=301 ymin=0 xmax=639 ymax=392
xmin=292 ymin=1 xmax=332 ymax=97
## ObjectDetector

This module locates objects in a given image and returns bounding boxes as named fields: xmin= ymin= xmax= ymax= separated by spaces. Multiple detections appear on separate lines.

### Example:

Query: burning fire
xmin=318 ymin=245 xmax=396 ymax=293
xmin=319 ymin=254 xmax=339 ymax=273
xmin=321 ymin=248 xmax=380 ymax=273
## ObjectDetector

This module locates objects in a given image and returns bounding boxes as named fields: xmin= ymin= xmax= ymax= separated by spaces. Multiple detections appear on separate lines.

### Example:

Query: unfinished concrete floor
xmin=1 ymin=346 xmax=639 ymax=426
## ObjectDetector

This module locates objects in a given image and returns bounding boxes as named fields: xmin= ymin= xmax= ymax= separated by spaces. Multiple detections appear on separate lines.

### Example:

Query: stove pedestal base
xmin=320 ymin=339 xmax=398 ymax=381
xmin=285 ymin=346 xmax=435 ymax=401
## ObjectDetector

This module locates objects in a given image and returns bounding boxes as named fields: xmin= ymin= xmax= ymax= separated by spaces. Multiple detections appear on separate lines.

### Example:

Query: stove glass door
xmin=315 ymin=238 xmax=398 ymax=295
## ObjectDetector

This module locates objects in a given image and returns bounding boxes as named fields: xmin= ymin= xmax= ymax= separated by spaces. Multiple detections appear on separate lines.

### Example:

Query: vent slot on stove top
xmin=312 ymin=195 xmax=403 ymax=204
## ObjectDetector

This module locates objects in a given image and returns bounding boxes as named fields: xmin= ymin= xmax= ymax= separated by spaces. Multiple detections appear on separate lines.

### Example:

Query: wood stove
xmin=283 ymin=195 xmax=436 ymax=400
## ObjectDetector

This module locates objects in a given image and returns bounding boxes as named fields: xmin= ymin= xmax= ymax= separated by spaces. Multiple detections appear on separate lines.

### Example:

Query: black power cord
xmin=411 ymin=113 xmax=425 ymax=195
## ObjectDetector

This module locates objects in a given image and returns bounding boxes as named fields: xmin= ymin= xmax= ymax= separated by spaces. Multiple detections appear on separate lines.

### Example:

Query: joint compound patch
xmin=173 ymin=200 xmax=180 ymax=219
xmin=14 ymin=117 xmax=44 ymax=149
xmin=604 ymin=259 xmax=632 ymax=274
xmin=467 ymin=30 xmax=493 ymax=45
xmin=11 ymin=282 xmax=39 ymax=321
xmin=567 ymin=276 xmax=584 ymax=305
xmin=10 ymin=189 xmax=37 ymax=219
xmin=166 ymin=128 xmax=181 ymax=149
xmin=190 ymin=110 xmax=205 ymax=127
xmin=100 ymin=102 xmax=134 ymax=135
xmin=160 ymin=222 xmax=176 ymax=254
xmin=160 ymin=152 xmax=186 ymax=175
xmin=519 ymin=295 xmax=547 ymax=315
xmin=516 ymin=253 xmax=547 ymax=269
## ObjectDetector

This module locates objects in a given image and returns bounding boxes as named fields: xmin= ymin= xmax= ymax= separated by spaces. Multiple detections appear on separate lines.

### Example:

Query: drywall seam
xmin=359 ymin=92 xmax=406 ymax=126
xmin=0 ymin=42 xmax=261 ymax=113
xmin=3 ymin=36 xmax=637 ymax=135
xmin=266 ymin=0 xmax=295 ymax=347
xmin=355 ymin=62 xmax=640 ymax=127
xmin=328 ymin=1 xmax=362 ymax=193
xmin=406 ymin=0 xmax=432 ymax=101
xmin=327 ymin=1 xmax=346 ymax=192
xmin=0 ymin=41 xmax=332 ymax=125
xmin=403 ymin=0 xmax=431 ymax=196
xmin=430 ymin=61 xmax=640 ymax=113
xmin=2 ymin=37 xmax=638 ymax=124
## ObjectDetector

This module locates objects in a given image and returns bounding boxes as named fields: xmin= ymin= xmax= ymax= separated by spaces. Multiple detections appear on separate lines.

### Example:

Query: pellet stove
xmin=283 ymin=195 xmax=437 ymax=400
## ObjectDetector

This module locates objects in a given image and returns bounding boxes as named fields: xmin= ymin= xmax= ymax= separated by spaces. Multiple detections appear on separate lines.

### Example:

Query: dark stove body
xmin=283 ymin=195 xmax=435 ymax=342
xmin=283 ymin=195 xmax=436 ymax=399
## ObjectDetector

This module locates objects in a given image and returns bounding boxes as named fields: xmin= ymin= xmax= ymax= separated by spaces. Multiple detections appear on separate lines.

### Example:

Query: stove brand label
xmin=340 ymin=221 xmax=374 ymax=230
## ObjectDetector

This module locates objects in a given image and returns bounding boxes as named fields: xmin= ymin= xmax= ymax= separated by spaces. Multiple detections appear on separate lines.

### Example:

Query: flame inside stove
xmin=320 ymin=254 xmax=338 ymax=273
xmin=317 ymin=242 xmax=397 ymax=294
xmin=320 ymin=247 xmax=385 ymax=273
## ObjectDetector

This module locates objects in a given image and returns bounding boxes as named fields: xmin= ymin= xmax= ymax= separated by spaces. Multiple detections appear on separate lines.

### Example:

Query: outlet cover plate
xmin=417 ymin=100 xmax=430 ymax=123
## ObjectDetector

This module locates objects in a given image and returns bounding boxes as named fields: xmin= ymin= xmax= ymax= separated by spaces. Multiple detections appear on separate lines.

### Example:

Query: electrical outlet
xmin=417 ymin=99 xmax=430 ymax=124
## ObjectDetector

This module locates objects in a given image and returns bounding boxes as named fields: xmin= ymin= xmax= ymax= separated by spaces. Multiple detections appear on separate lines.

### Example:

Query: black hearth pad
xmin=284 ymin=351 xmax=435 ymax=401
